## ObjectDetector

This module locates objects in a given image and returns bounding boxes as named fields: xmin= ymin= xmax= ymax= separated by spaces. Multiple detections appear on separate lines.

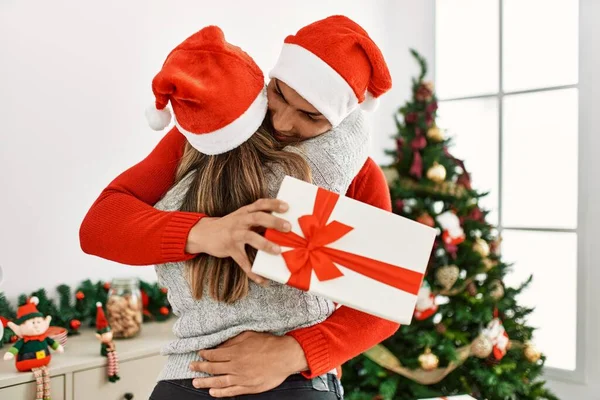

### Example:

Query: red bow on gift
xmin=265 ymin=187 xmax=424 ymax=294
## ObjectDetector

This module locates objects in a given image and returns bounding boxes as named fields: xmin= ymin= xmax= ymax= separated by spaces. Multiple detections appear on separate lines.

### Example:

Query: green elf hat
xmin=96 ymin=302 xmax=111 ymax=334
xmin=15 ymin=296 xmax=44 ymax=324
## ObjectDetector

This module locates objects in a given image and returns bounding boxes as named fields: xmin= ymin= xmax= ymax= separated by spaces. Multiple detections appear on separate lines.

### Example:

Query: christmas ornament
xmin=418 ymin=348 xmax=439 ymax=371
xmin=394 ymin=199 xmax=404 ymax=212
xmin=160 ymin=287 xmax=168 ymax=294
xmin=482 ymin=258 xmax=497 ymax=271
xmin=417 ymin=212 xmax=435 ymax=228
xmin=435 ymin=323 xmax=447 ymax=334
xmin=414 ymin=282 xmax=438 ymax=321
xmin=382 ymin=166 xmax=400 ymax=184
xmin=95 ymin=302 xmax=121 ymax=383
xmin=437 ymin=211 xmax=466 ymax=246
xmin=426 ymin=100 xmax=438 ymax=113
xmin=471 ymin=334 xmax=493 ymax=358
xmin=426 ymin=162 xmax=447 ymax=183
xmin=524 ymin=342 xmax=541 ymax=363
xmin=75 ymin=291 xmax=85 ymax=301
xmin=3 ymin=297 xmax=64 ymax=400
xmin=473 ymin=238 xmax=490 ymax=257
xmin=410 ymin=135 xmax=427 ymax=179
xmin=405 ymin=112 xmax=418 ymax=124
xmin=489 ymin=280 xmax=505 ymax=300
xmin=467 ymin=282 xmax=478 ymax=296
xmin=426 ymin=125 xmax=444 ymax=142
xmin=415 ymin=81 xmax=434 ymax=102
xmin=159 ymin=307 xmax=169 ymax=316
xmin=436 ymin=265 xmax=459 ymax=290
xmin=103 ymin=282 xmax=111 ymax=291
xmin=482 ymin=317 xmax=510 ymax=360
xmin=10 ymin=335 xmax=18 ymax=343
xmin=70 ymin=319 xmax=81 ymax=331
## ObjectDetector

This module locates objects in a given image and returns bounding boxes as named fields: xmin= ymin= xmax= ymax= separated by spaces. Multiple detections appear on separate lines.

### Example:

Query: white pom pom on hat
xmin=29 ymin=296 xmax=39 ymax=305
xmin=96 ymin=302 xmax=103 ymax=307
xmin=145 ymin=103 xmax=172 ymax=131
xmin=360 ymin=91 xmax=380 ymax=112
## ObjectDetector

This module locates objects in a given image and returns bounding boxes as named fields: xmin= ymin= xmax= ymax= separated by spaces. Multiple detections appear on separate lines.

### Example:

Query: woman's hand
xmin=185 ymin=198 xmax=291 ymax=285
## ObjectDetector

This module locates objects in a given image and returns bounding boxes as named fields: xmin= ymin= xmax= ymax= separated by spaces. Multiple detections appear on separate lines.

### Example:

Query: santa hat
xmin=145 ymin=26 xmax=268 ymax=155
xmin=15 ymin=296 xmax=43 ymax=324
xmin=269 ymin=15 xmax=392 ymax=127
xmin=96 ymin=302 xmax=111 ymax=334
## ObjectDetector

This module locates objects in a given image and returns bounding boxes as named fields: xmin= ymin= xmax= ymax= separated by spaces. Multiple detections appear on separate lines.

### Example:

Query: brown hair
xmin=175 ymin=120 xmax=310 ymax=303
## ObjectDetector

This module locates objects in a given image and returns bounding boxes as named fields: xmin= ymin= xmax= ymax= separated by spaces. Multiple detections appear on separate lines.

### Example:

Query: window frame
xmin=433 ymin=0 xmax=586 ymax=383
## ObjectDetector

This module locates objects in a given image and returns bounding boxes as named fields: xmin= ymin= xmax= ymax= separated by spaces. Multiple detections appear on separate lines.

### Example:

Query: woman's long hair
xmin=174 ymin=120 xmax=310 ymax=303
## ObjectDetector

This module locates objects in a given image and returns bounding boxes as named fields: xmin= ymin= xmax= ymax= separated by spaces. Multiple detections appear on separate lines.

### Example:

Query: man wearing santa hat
xmin=81 ymin=15 xmax=396 ymax=397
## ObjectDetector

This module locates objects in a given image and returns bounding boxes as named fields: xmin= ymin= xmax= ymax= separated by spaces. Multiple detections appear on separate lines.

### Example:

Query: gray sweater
xmin=154 ymin=109 xmax=369 ymax=381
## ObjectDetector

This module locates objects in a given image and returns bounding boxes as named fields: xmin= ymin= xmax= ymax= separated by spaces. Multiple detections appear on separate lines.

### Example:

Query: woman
xmin=143 ymin=25 xmax=371 ymax=399
xmin=80 ymin=16 xmax=397 ymax=398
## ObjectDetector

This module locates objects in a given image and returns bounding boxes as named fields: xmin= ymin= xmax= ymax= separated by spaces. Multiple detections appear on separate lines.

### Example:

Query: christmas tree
xmin=342 ymin=50 xmax=558 ymax=400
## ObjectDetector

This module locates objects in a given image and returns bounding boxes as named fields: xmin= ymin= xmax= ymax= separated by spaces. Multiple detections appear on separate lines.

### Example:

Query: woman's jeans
xmin=149 ymin=373 xmax=343 ymax=400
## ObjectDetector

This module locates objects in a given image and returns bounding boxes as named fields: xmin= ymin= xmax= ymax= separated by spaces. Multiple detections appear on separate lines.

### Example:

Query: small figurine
xmin=95 ymin=302 xmax=120 ymax=383
xmin=3 ymin=297 xmax=64 ymax=400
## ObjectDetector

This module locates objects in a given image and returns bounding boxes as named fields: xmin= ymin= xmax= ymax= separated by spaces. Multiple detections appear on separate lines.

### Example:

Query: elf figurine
xmin=3 ymin=297 xmax=64 ymax=400
xmin=95 ymin=302 xmax=120 ymax=383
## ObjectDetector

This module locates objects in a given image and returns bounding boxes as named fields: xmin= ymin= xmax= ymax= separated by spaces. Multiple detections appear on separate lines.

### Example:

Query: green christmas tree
xmin=342 ymin=50 xmax=558 ymax=400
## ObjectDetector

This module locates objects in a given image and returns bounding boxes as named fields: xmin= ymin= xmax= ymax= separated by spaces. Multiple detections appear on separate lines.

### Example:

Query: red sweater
xmin=79 ymin=128 xmax=399 ymax=377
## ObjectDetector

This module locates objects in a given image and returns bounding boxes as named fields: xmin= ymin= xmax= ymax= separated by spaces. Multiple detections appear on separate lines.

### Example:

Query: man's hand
xmin=189 ymin=331 xmax=308 ymax=398
xmin=185 ymin=199 xmax=292 ymax=285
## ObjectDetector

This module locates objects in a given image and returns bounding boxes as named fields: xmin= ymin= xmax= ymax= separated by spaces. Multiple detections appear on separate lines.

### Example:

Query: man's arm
xmin=286 ymin=157 xmax=399 ymax=378
xmin=79 ymin=128 xmax=204 ymax=265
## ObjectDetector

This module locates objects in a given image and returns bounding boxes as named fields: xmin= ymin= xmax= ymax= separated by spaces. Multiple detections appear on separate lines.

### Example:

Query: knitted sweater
xmin=79 ymin=114 xmax=398 ymax=378
xmin=153 ymin=110 xmax=369 ymax=380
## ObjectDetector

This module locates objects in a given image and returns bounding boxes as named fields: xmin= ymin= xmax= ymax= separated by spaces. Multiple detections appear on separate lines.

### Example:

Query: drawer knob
xmin=124 ymin=393 xmax=134 ymax=400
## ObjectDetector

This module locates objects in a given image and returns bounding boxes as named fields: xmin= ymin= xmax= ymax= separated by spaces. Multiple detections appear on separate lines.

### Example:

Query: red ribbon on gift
xmin=265 ymin=187 xmax=424 ymax=294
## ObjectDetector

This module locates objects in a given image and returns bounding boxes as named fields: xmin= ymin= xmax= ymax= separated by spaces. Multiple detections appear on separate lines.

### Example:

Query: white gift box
xmin=419 ymin=396 xmax=477 ymax=400
xmin=251 ymin=176 xmax=436 ymax=324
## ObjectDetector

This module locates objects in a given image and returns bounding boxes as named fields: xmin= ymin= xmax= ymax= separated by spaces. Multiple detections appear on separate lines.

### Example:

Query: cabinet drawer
xmin=73 ymin=354 xmax=165 ymax=400
xmin=0 ymin=375 xmax=65 ymax=400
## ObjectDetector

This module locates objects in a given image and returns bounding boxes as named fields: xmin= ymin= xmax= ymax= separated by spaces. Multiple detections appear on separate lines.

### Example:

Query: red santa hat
xmin=145 ymin=26 xmax=268 ymax=155
xmin=269 ymin=15 xmax=392 ymax=126
xmin=96 ymin=302 xmax=111 ymax=334
xmin=15 ymin=296 xmax=43 ymax=324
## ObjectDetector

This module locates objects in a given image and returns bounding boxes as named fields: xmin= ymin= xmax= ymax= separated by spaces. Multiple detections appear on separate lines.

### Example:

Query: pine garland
xmin=0 ymin=279 xmax=171 ymax=347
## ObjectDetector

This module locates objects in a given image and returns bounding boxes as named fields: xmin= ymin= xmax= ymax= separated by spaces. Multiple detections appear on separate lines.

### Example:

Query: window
xmin=435 ymin=0 xmax=579 ymax=374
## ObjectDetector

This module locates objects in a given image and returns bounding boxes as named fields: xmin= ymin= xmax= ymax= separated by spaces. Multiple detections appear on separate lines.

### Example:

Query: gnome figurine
xmin=3 ymin=297 xmax=64 ymax=400
xmin=95 ymin=302 xmax=120 ymax=383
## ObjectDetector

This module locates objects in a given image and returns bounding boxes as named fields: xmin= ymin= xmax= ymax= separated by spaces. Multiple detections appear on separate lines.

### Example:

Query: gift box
xmin=419 ymin=396 xmax=477 ymax=400
xmin=251 ymin=176 xmax=436 ymax=324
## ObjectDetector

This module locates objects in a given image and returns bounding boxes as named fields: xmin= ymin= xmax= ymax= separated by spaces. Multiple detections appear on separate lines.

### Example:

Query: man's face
xmin=266 ymin=79 xmax=332 ymax=143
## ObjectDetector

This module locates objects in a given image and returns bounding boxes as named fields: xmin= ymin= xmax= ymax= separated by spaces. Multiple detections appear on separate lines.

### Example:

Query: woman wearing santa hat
xmin=81 ymin=16 xmax=396 ymax=398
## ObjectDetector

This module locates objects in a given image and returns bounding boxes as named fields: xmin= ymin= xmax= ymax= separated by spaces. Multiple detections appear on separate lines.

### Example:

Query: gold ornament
xmin=524 ymin=343 xmax=541 ymax=363
xmin=473 ymin=238 xmax=490 ymax=258
xmin=436 ymin=265 xmax=460 ymax=290
xmin=471 ymin=334 xmax=493 ymax=358
xmin=418 ymin=348 xmax=439 ymax=371
xmin=482 ymin=258 xmax=497 ymax=271
xmin=489 ymin=280 xmax=505 ymax=300
xmin=426 ymin=162 xmax=447 ymax=183
xmin=426 ymin=125 xmax=444 ymax=142
xmin=381 ymin=167 xmax=399 ymax=184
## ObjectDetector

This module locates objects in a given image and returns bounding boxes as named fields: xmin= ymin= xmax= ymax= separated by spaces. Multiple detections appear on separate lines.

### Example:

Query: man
xmin=80 ymin=16 xmax=398 ymax=398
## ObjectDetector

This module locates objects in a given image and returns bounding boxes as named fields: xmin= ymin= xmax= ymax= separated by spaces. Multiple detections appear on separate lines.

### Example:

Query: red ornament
xmin=469 ymin=207 xmax=484 ymax=221
xmin=160 ymin=287 xmax=168 ymax=295
xmin=405 ymin=112 xmax=417 ymax=124
xmin=75 ymin=291 xmax=85 ymax=301
xmin=70 ymin=319 xmax=81 ymax=330
xmin=159 ymin=307 xmax=169 ymax=316
xmin=417 ymin=213 xmax=435 ymax=228
xmin=10 ymin=335 xmax=18 ymax=343
xmin=141 ymin=290 xmax=150 ymax=308
xmin=103 ymin=282 xmax=111 ymax=291
xmin=426 ymin=101 xmax=438 ymax=113
xmin=425 ymin=113 xmax=433 ymax=127
xmin=394 ymin=199 xmax=404 ymax=212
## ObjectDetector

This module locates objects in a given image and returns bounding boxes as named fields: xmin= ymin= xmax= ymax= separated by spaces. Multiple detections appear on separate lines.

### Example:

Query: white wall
xmin=0 ymin=0 xmax=434 ymax=299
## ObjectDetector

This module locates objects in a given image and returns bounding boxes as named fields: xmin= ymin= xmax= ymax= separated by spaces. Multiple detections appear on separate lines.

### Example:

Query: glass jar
xmin=106 ymin=277 xmax=143 ymax=338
